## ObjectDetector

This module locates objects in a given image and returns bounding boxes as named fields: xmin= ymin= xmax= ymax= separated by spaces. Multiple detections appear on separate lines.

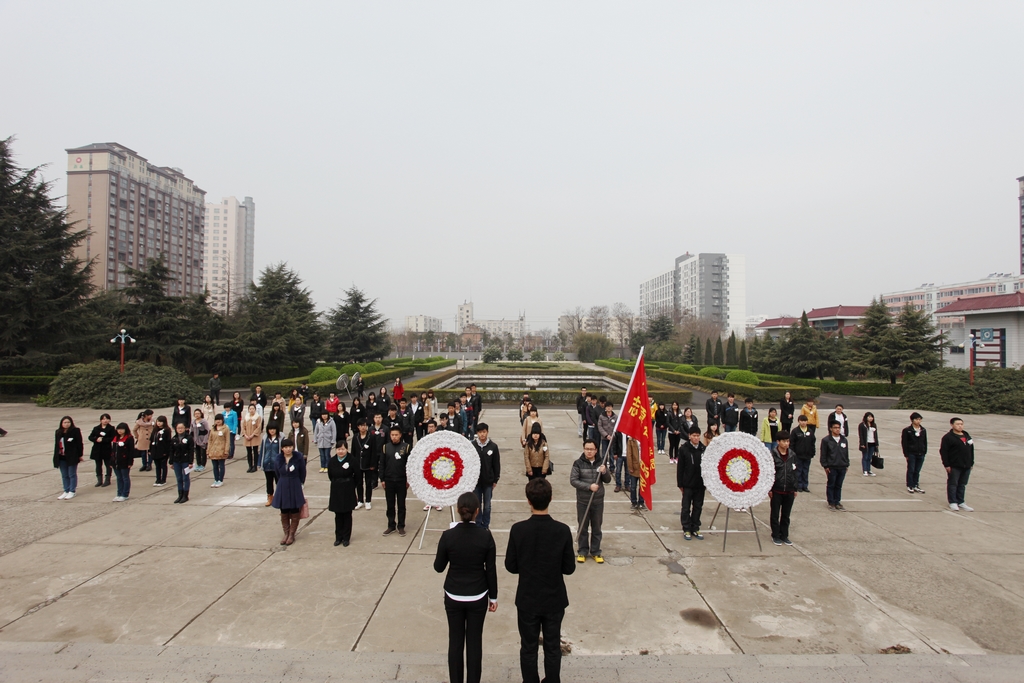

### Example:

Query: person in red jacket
xmin=393 ymin=378 xmax=405 ymax=402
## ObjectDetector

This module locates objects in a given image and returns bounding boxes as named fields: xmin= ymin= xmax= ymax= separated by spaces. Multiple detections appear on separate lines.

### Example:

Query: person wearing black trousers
xmin=351 ymin=419 xmax=375 ymax=510
xmin=379 ymin=426 xmax=410 ymax=536
xmin=149 ymin=416 xmax=172 ymax=487
xmin=328 ymin=442 xmax=357 ymax=546
xmin=769 ymin=432 xmax=798 ymax=545
xmin=677 ymin=427 xmax=706 ymax=541
xmin=88 ymin=414 xmax=114 ymax=487
xmin=171 ymin=397 xmax=192 ymax=430
xmin=169 ymin=422 xmax=194 ymax=504
xmin=779 ymin=391 xmax=796 ymax=434
xmin=434 ymin=492 xmax=499 ymax=683
xmin=505 ymin=478 xmax=575 ymax=683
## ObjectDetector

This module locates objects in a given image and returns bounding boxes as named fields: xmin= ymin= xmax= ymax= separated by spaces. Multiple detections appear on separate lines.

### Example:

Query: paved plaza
xmin=0 ymin=401 xmax=1023 ymax=681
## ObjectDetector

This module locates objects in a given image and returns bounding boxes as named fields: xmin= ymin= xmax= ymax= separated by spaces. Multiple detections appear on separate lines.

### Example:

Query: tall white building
xmin=639 ymin=252 xmax=746 ymax=338
xmin=203 ymin=196 xmax=255 ymax=313
xmin=406 ymin=315 xmax=443 ymax=333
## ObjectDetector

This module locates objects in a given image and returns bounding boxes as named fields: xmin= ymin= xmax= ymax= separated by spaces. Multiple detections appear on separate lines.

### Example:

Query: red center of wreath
xmin=717 ymin=448 xmax=760 ymax=492
xmin=423 ymin=447 xmax=464 ymax=490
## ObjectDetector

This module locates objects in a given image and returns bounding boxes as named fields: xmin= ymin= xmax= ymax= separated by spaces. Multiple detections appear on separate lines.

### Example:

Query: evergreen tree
xmin=896 ymin=304 xmax=944 ymax=377
xmin=713 ymin=337 xmax=724 ymax=366
xmin=738 ymin=340 xmax=748 ymax=370
xmin=683 ymin=334 xmax=698 ymax=364
xmin=851 ymin=298 xmax=902 ymax=384
xmin=324 ymin=286 xmax=391 ymax=362
xmin=726 ymin=331 xmax=737 ymax=365
xmin=754 ymin=334 xmax=777 ymax=373
xmin=648 ymin=315 xmax=674 ymax=343
xmin=0 ymin=137 xmax=95 ymax=371
xmin=704 ymin=339 xmax=713 ymax=365
xmin=119 ymin=259 xmax=197 ymax=367
xmin=693 ymin=337 xmax=703 ymax=365
xmin=214 ymin=263 xmax=321 ymax=372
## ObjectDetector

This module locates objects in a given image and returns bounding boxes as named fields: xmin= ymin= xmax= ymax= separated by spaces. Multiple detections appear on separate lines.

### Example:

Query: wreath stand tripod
xmin=418 ymin=505 xmax=456 ymax=549
xmin=707 ymin=503 xmax=763 ymax=552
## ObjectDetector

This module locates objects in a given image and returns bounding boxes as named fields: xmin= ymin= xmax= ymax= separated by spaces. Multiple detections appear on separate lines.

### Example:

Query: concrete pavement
xmin=1 ymin=401 xmax=1022 ymax=681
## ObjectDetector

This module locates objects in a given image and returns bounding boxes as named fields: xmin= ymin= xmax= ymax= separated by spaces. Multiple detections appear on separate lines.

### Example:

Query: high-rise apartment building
xmin=66 ymin=143 xmax=206 ymax=295
xmin=1018 ymin=175 xmax=1024 ymax=274
xmin=203 ymin=196 xmax=255 ymax=313
xmin=639 ymin=253 xmax=746 ymax=338
xmin=406 ymin=315 xmax=443 ymax=333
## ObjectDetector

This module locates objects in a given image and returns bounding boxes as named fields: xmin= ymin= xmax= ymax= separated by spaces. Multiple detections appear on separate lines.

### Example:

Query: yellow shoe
xmin=593 ymin=554 xmax=604 ymax=564
xmin=576 ymin=554 xmax=586 ymax=563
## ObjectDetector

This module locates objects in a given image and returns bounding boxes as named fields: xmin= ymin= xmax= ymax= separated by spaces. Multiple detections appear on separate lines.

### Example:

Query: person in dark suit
xmin=433 ymin=492 xmax=498 ymax=683
xmin=505 ymin=478 xmax=576 ymax=683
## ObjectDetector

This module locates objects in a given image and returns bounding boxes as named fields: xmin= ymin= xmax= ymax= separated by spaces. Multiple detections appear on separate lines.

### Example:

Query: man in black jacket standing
xmin=790 ymin=415 xmax=815 ymax=492
xmin=569 ymin=439 xmax=612 ymax=562
xmin=576 ymin=387 xmax=588 ymax=437
xmin=940 ymin=417 xmax=975 ymax=512
xmin=379 ymin=426 xmax=410 ymax=536
xmin=901 ymin=412 xmax=928 ymax=494
xmin=705 ymin=390 xmax=723 ymax=428
xmin=506 ymin=478 xmax=575 ymax=683
xmin=770 ymin=433 xmax=798 ymax=545
xmin=677 ymin=427 xmax=706 ymax=540
xmin=469 ymin=385 xmax=482 ymax=430
xmin=738 ymin=398 xmax=759 ymax=436
xmin=473 ymin=423 xmax=500 ymax=530
xmin=819 ymin=421 xmax=850 ymax=510
xmin=721 ymin=394 xmax=740 ymax=432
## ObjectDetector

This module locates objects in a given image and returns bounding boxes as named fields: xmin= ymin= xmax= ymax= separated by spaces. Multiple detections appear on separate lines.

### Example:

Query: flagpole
xmin=577 ymin=347 xmax=645 ymax=550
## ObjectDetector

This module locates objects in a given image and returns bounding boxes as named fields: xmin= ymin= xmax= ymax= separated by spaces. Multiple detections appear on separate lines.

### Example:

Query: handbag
xmin=871 ymin=454 xmax=884 ymax=470
xmin=299 ymin=501 xmax=310 ymax=519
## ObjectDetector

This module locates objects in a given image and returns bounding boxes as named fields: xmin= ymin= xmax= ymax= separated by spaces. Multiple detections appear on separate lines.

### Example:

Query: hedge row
xmin=430 ymin=388 xmax=693 ymax=406
xmin=396 ymin=358 xmax=457 ymax=371
xmin=251 ymin=367 xmax=416 ymax=398
xmin=646 ymin=368 xmax=819 ymax=402
xmin=382 ymin=357 xmax=413 ymax=367
xmin=0 ymin=375 xmax=56 ymax=395
xmin=189 ymin=369 xmax=318 ymax=390
xmin=754 ymin=373 xmax=903 ymax=397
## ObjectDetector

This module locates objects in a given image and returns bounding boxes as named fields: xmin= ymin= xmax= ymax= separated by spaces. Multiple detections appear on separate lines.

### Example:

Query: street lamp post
xmin=110 ymin=328 xmax=136 ymax=373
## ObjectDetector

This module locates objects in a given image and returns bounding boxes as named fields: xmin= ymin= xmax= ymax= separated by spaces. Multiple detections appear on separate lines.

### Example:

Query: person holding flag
xmin=614 ymin=347 xmax=657 ymax=511
xmin=569 ymin=439 xmax=611 ymax=563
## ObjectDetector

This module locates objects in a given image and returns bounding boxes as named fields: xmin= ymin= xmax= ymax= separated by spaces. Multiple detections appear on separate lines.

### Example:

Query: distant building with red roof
xmin=754 ymin=306 xmax=868 ymax=339
xmin=935 ymin=292 xmax=1024 ymax=369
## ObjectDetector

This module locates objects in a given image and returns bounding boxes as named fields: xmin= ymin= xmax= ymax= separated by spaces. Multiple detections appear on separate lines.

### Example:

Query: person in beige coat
xmin=207 ymin=414 xmax=231 ymax=487
xmin=241 ymin=405 xmax=263 ymax=473
xmin=523 ymin=422 xmax=550 ymax=479
xmin=520 ymin=407 xmax=542 ymax=447
xmin=132 ymin=410 xmax=155 ymax=472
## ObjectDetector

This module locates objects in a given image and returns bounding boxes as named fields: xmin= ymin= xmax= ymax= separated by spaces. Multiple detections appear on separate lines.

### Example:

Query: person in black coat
xmin=505 ymin=478 xmax=575 ymax=683
xmin=738 ymin=398 xmax=759 ymax=436
xmin=939 ymin=417 xmax=975 ymax=511
xmin=901 ymin=412 xmax=928 ymax=494
xmin=149 ymin=416 xmax=173 ymax=487
xmin=819 ymin=421 xmax=850 ymax=510
xmin=472 ymin=424 xmax=501 ymax=530
xmin=54 ymin=416 xmax=84 ymax=499
xmin=677 ymin=427 xmax=706 ymax=539
xmin=169 ymin=422 xmax=194 ymax=504
xmin=769 ymin=433 xmax=798 ymax=545
xmin=779 ymin=391 xmax=796 ymax=433
xmin=705 ymin=391 xmax=723 ymax=428
xmin=789 ymin=415 xmax=816 ymax=492
xmin=88 ymin=414 xmax=114 ymax=487
xmin=328 ymin=442 xmax=358 ymax=546
xmin=434 ymin=492 xmax=498 ymax=683
xmin=379 ymin=426 xmax=411 ymax=536
xmin=171 ymin=397 xmax=192 ymax=430
xmin=110 ymin=423 xmax=135 ymax=502
xmin=351 ymin=419 xmax=375 ymax=510
xmin=721 ymin=394 xmax=740 ymax=432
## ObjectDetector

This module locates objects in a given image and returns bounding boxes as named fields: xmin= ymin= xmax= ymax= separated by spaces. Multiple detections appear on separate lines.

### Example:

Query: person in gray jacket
xmin=569 ymin=439 xmax=612 ymax=563
xmin=819 ymin=421 xmax=850 ymax=511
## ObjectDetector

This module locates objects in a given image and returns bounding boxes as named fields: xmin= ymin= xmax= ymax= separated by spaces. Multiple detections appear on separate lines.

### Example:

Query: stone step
xmin=0 ymin=642 xmax=1021 ymax=683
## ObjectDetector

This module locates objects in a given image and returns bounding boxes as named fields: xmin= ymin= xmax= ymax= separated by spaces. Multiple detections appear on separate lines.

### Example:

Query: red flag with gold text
xmin=612 ymin=348 xmax=656 ymax=510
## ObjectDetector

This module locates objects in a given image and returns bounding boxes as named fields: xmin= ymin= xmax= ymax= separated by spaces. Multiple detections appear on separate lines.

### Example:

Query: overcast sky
xmin=5 ymin=2 xmax=1024 ymax=332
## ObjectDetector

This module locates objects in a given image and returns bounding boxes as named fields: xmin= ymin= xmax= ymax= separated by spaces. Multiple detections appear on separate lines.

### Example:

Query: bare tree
xmin=676 ymin=314 xmax=725 ymax=345
xmin=610 ymin=302 xmax=635 ymax=352
xmin=586 ymin=305 xmax=610 ymax=335
xmin=561 ymin=306 xmax=586 ymax=340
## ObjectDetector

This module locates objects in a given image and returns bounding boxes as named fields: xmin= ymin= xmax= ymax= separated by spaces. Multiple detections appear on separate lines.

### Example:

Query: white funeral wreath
xmin=407 ymin=430 xmax=481 ymax=508
xmin=701 ymin=431 xmax=776 ymax=510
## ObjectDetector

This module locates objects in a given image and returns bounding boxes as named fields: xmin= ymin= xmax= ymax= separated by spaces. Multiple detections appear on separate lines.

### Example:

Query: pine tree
xmin=704 ymin=339 xmax=713 ymax=365
xmin=738 ymin=340 xmax=748 ymax=370
xmin=851 ymin=298 xmax=902 ymax=384
xmin=693 ymin=337 xmax=704 ymax=365
xmin=896 ymin=304 xmax=944 ymax=377
xmin=726 ymin=331 xmax=737 ymax=366
xmin=713 ymin=337 xmax=724 ymax=366
xmin=683 ymin=334 xmax=699 ymax=364
xmin=648 ymin=315 xmax=674 ymax=343
xmin=119 ymin=258 xmax=200 ymax=367
xmin=324 ymin=286 xmax=392 ymax=362
xmin=0 ymin=137 xmax=94 ymax=371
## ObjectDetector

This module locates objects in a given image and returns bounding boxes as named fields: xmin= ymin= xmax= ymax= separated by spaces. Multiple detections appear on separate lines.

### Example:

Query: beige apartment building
xmin=65 ymin=143 xmax=206 ymax=296
xmin=204 ymin=196 xmax=255 ymax=313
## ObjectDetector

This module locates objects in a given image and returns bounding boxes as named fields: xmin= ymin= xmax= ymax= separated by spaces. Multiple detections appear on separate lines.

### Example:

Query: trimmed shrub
xmin=553 ymin=352 xmax=566 ymax=361
xmin=647 ymin=368 xmax=818 ymax=402
xmin=725 ymin=370 xmax=759 ymax=386
xmin=340 ymin=363 xmax=365 ymax=377
xmin=382 ymin=358 xmax=412 ymax=367
xmin=674 ymin=364 xmax=697 ymax=375
xmin=363 ymin=362 xmax=385 ymax=373
xmin=754 ymin=373 xmax=903 ymax=397
xmin=308 ymin=366 xmax=338 ymax=384
xmin=0 ymin=375 xmax=56 ymax=396
xmin=530 ymin=350 xmax=546 ymax=362
xmin=506 ymin=348 xmax=525 ymax=362
xmin=895 ymin=368 xmax=983 ymax=414
xmin=48 ymin=360 xmax=203 ymax=409
xmin=482 ymin=346 xmax=503 ymax=363
xmin=698 ymin=366 xmax=727 ymax=379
